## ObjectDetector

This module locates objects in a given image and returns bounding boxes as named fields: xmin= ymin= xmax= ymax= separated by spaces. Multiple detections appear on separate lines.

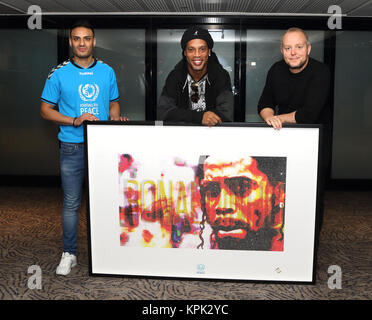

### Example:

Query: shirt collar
xmin=70 ymin=57 xmax=97 ymax=69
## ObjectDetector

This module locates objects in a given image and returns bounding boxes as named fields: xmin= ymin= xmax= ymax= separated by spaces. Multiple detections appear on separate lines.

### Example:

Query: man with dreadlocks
xmin=157 ymin=26 xmax=233 ymax=126
xmin=197 ymin=155 xmax=286 ymax=251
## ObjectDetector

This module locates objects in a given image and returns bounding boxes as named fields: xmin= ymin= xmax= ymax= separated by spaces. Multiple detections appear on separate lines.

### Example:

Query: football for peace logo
xmin=79 ymin=83 xmax=99 ymax=102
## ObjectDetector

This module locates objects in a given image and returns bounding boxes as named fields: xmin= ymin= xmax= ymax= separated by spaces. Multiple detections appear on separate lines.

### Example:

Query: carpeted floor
xmin=0 ymin=186 xmax=371 ymax=300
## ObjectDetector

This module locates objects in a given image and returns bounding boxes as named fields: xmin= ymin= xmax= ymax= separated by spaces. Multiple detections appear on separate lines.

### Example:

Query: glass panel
xmin=332 ymin=31 xmax=372 ymax=179
xmin=245 ymin=29 xmax=325 ymax=122
xmin=157 ymin=28 xmax=235 ymax=107
xmin=94 ymin=29 xmax=146 ymax=120
xmin=0 ymin=29 xmax=58 ymax=175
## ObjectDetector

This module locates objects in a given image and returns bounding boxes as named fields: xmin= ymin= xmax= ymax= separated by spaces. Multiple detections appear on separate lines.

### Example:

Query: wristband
xmin=72 ymin=117 xmax=78 ymax=127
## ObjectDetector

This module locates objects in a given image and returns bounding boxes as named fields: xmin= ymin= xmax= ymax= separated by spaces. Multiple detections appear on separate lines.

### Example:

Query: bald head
xmin=280 ymin=27 xmax=311 ymax=73
xmin=281 ymin=27 xmax=310 ymax=47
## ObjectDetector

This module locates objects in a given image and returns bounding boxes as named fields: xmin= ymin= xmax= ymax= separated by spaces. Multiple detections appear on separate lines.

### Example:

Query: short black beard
xmin=213 ymin=226 xmax=278 ymax=251
xmin=72 ymin=47 xmax=93 ymax=60
xmin=74 ymin=53 xmax=93 ymax=60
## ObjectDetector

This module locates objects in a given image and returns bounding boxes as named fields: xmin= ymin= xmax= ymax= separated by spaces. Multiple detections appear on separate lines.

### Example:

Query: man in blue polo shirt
xmin=40 ymin=20 xmax=128 ymax=275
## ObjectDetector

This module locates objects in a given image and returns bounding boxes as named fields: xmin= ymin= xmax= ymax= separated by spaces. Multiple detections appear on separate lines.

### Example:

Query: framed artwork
xmin=85 ymin=122 xmax=321 ymax=282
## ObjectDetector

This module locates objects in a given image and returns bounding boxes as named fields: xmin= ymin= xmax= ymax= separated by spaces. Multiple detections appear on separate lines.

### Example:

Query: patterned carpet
xmin=0 ymin=186 xmax=371 ymax=300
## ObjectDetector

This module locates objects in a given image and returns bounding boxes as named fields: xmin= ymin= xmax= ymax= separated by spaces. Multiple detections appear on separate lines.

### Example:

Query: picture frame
xmin=85 ymin=122 xmax=321 ymax=283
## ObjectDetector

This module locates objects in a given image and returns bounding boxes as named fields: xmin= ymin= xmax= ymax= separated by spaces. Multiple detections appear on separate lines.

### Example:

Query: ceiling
xmin=0 ymin=0 xmax=372 ymax=17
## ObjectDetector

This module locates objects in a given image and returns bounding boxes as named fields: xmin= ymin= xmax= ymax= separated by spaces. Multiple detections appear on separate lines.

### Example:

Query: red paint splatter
xmin=142 ymin=230 xmax=154 ymax=243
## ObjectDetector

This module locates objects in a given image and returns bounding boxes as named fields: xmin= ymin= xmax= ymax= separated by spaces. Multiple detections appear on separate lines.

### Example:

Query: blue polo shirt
xmin=41 ymin=58 xmax=120 ymax=143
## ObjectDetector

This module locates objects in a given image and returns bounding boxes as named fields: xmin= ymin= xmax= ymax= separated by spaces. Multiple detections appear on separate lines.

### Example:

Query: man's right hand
xmin=202 ymin=111 xmax=222 ymax=127
xmin=264 ymin=115 xmax=283 ymax=130
xmin=260 ymin=107 xmax=282 ymax=130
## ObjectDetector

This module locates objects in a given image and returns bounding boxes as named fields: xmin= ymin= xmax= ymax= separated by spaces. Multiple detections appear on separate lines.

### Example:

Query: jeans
xmin=59 ymin=142 xmax=85 ymax=255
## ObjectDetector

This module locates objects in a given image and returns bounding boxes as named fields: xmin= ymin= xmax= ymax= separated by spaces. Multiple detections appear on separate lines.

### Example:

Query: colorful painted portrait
xmin=118 ymin=154 xmax=286 ymax=251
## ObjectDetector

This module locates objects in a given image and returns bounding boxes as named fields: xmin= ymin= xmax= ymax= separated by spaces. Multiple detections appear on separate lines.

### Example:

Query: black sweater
xmin=257 ymin=58 xmax=331 ymax=126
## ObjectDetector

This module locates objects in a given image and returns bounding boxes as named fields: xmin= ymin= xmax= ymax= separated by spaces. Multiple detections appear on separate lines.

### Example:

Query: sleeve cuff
xmin=41 ymin=98 xmax=57 ymax=106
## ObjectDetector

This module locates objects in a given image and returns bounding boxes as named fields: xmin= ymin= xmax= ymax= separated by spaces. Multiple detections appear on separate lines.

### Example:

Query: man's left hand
xmin=202 ymin=111 xmax=222 ymax=127
xmin=110 ymin=116 xmax=129 ymax=121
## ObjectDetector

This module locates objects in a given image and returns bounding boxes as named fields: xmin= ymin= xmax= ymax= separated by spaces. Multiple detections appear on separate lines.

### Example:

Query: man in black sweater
xmin=158 ymin=26 xmax=234 ymax=126
xmin=258 ymin=27 xmax=331 ymax=175
xmin=258 ymin=27 xmax=331 ymax=129
xmin=258 ymin=27 xmax=331 ymax=233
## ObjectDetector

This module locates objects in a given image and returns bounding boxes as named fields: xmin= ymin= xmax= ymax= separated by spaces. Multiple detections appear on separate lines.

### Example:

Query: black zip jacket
xmin=157 ymin=52 xmax=234 ymax=123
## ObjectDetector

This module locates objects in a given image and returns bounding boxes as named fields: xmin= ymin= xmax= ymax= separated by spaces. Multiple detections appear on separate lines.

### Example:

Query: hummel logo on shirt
xmin=79 ymin=72 xmax=93 ymax=76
